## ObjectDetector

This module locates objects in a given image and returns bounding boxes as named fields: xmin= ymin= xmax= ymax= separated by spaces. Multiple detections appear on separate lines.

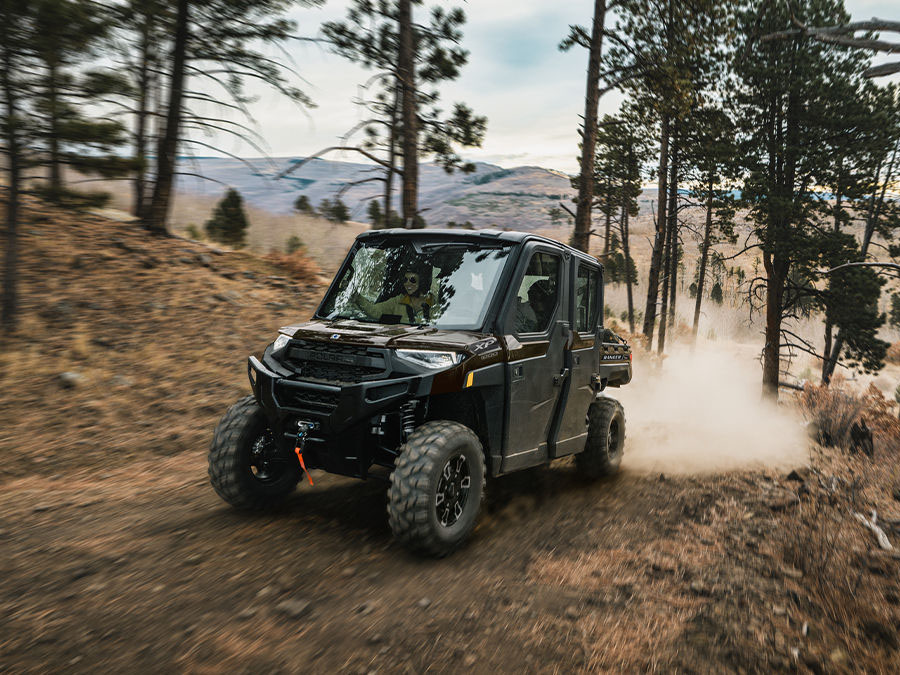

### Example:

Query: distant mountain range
xmin=175 ymin=156 xmax=584 ymax=230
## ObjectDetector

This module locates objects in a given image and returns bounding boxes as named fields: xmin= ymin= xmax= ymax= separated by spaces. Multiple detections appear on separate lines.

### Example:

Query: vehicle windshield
xmin=319 ymin=239 xmax=514 ymax=330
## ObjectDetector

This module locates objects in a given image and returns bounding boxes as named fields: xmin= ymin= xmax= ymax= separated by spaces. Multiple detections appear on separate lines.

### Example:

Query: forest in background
xmin=1 ymin=0 xmax=899 ymax=399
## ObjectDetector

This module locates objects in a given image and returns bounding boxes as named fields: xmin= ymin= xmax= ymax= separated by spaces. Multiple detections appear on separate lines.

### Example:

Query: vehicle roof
xmin=356 ymin=228 xmax=600 ymax=266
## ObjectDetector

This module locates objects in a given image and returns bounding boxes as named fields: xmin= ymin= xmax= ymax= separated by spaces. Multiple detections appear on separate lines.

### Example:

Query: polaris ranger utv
xmin=209 ymin=229 xmax=632 ymax=556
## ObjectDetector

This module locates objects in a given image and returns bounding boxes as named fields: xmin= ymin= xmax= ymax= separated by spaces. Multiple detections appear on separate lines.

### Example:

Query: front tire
xmin=575 ymin=397 xmax=626 ymax=479
xmin=208 ymin=395 xmax=301 ymax=510
xmin=387 ymin=421 xmax=485 ymax=557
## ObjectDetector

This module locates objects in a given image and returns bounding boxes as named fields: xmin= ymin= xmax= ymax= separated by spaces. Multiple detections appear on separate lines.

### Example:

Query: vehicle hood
xmin=280 ymin=319 xmax=499 ymax=355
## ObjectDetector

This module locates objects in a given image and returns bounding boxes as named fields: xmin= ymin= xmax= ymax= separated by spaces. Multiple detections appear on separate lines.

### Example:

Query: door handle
xmin=553 ymin=368 xmax=570 ymax=386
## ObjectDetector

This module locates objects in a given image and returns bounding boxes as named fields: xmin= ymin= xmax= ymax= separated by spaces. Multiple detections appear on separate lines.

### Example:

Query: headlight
xmin=395 ymin=349 xmax=464 ymax=369
xmin=272 ymin=333 xmax=291 ymax=353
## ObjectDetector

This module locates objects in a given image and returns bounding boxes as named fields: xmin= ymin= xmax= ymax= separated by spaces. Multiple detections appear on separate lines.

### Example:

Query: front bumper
xmin=247 ymin=355 xmax=433 ymax=477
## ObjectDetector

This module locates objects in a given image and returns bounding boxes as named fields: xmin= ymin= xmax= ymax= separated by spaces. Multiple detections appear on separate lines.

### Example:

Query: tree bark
xmin=383 ymin=86 xmax=399 ymax=229
xmin=602 ymin=204 xmax=611 ymax=259
xmin=1 ymin=32 xmax=21 ymax=334
xmin=572 ymin=0 xmax=607 ymax=253
xmin=657 ymin=147 xmax=678 ymax=354
xmin=820 ymin=162 xmax=843 ymax=381
xmin=133 ymin=12 xmax=152 ymax=220
xmin=762 ymin=254 xmax=787 ymax=398
xmin=692 ymin=174 xmax=714 ymax=339
xmin=620 ymin=201 xmax=635 ymax=333
xmin=642 ymin=113 xmax=670 ymax=342
xmin=668 ymin=154 xmax=679 ymax=328
xmin=47 ymin=61 xmax=62 ymax=198
xmin=398 ymin=0 xmax=418 ymax=228
xmin=146 ymin=0 xmax=188 ymax=234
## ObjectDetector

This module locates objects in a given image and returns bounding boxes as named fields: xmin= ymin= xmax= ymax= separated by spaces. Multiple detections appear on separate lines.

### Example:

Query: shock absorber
xmin=400 ymin=400 xmax=418 ymax=441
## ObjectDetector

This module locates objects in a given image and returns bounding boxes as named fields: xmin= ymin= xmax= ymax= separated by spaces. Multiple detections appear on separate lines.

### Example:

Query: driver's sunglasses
xmin=404 ymin=275 xmax=419 ymax=284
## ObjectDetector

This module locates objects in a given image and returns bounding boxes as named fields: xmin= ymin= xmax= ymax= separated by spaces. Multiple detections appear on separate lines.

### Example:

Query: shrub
xmin=294 ymin=195 xmax=314 ymax=214
xmin=205 ymin=189 xmax=249 ymax=248
xmin=285 ymin=235 xmax=303 ymax=254
xmin=800 ymin=378 xmax=900 ymax=452
xmin=265 ymin=249 xmax=322 ymax=286
xmin=185 ymin=224 xmax=202 ymax=240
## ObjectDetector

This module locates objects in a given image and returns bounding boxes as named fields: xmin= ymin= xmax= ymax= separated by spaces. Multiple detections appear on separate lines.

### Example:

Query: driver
xmin=515 ymin=279 xmax=554 ymax=332
xmin=352 ymin=267 xmax=436 ymax=324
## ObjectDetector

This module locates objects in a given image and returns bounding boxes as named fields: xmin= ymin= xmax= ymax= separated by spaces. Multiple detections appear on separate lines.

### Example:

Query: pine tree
xmin=603 ymin=0 xmax=727 ymax=345
xmin=367 ymin=199 xmax=384 ymax=228
xmin=680 ymin=105 xmax=738 ymax=340
xmin=329 ymin=198 xmax=350 ymax=223
xmin=146 ymin=0 xmax=323 ymax=233
xmin=890 ymin=293 xmax=900 ymax=329
xmin=294 ymin=195 xmax=314 ymax=214
xmin=559 ymin=0 xmax=609 ymax=253
xmin=734 ymin=0 xmax=889 ymax=396
xmin=31 ymin=0 xmax=132 ymax=204
xmin=205 ymin=189 xmax=250 ymax=248
xmin=0 ymin=0 xmax=39 ymax=334
xmin=298 ymin=1 xmax=486 ymax=227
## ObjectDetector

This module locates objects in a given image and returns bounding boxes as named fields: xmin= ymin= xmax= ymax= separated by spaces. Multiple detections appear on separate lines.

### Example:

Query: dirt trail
xmin=0 ymin=451 xmax=790 ymax=673
xmin=2 ymin=203 xmax=899 ymax=672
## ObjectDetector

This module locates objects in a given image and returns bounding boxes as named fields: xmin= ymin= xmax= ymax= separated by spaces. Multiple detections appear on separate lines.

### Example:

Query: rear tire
xmin=575 ymin=397 xmax=625 ymax=479
xmin=208 ymin=395 xmax=301 ymax=510
xmin=387 ymin=421 xmax=485 ymax=557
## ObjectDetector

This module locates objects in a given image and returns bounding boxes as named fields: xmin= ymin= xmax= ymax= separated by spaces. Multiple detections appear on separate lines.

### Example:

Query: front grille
xmin=277 ymin=385 xmax=340 ymax=412
xmin=283 ymin=339 xmax=386 ymax=384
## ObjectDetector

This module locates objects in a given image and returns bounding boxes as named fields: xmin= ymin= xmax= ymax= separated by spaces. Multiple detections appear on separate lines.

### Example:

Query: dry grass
xmin=264 ymin=249 xmax=326 ymax=286
xmin=888 ymin=341 xmax=900 ymax=365
xmin=800 ymin=377 xmax=900 ymax=452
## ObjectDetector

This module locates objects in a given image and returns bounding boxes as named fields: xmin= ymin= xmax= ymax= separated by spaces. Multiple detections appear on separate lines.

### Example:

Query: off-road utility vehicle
xmin=209 ymin=229 xmax=632 ymax=556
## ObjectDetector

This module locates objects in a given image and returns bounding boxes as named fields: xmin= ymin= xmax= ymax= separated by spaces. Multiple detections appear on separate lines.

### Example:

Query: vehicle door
xmin=499 ymin=245 xmax=569 ymax=472
xmin=555 ymin=260 xmax=602 ymax=456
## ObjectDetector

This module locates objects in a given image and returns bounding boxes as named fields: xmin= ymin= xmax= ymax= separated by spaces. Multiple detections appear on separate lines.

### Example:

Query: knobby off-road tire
xmin=387 ymin=420 xmax=486 ymax=558
xmin=575 ymin=397 xmax=626 ymax=479
xmin=208 ymin=395 xmax=301 ymax=510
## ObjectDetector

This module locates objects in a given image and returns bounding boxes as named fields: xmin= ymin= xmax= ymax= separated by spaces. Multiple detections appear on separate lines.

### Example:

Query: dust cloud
xmin=613 ymin=341 xmax=809 ymax=475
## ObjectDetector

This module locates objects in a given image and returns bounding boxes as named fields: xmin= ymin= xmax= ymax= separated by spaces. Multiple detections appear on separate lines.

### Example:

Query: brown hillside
xmin=1 ymin=202 xmax=899 ymax=673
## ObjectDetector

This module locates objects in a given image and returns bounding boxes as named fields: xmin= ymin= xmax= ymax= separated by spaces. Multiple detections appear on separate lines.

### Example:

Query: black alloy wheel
xmin=387 ymin=420 xmax=485 ymax=557
xmin=435 ymin=454 xmax=471 ymax=527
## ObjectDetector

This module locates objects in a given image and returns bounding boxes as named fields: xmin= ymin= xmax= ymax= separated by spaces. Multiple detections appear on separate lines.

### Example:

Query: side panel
xmin=499 ymin=245 xmax=569 ymax=473
xmin=556 ymin=261 xmax=602 ymax=455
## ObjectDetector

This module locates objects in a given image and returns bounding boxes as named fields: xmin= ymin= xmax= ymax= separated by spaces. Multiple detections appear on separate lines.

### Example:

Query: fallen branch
xmin=853 ymin=510 xmax=893 ymax=550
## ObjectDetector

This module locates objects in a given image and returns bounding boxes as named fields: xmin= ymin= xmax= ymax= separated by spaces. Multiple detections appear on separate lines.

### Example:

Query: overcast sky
xmin=221 ymin=0 xmax=899 ymax=174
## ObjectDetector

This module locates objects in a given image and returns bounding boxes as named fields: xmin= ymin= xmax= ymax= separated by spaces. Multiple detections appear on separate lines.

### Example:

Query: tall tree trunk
xmin=1 ymin=35 xmax=21 ymax=334
xmin=642 ymin=113 xmax=670 ymax=342
xmin=383 ymin=87 xmax=399 ymax=229
xmin=657 ymin=150 xmax=678 ymax=354
xmin=572 ymin=0 xmax=607 ymax=253
xmin=668 ymin=153 xmax=679 ymax=328
xmin=692 ymin=174 xmax=714 ymax=339
xmin=602 ymin=204 xmax=611 ymax=259
xmin=47 ymin=61 xmax=62 ymax=198
xmin=620 ymin=201 xmax=635 ymax=333
xmin=762 ymin=255 xmax=787 ymax=398
xmin=146 ymin=0 xmax=188 ymax=234
xmin=133 ymin=13 xmax=152 ymax=220
xmin=398 ymin=0 xmax=418 ymax=228
xmin=821 ymin=163 xmax=843 ymax=381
